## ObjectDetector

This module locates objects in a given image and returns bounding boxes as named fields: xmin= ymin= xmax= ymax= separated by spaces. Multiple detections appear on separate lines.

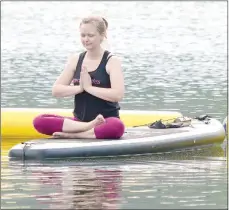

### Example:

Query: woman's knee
xmin=33 ymin=114 xmax=64 ymax=136
xmin=94 ymin=117 xmax=125 ymax=139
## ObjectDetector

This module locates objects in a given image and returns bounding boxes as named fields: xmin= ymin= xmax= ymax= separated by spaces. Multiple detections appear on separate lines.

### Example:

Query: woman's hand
xmin=80 ymin=66 xmax=92 ymax=91
xmin=52 ymin=54 xmax=85 ymax=97
xmin=83 ymin=56 xmax=124 ymax=102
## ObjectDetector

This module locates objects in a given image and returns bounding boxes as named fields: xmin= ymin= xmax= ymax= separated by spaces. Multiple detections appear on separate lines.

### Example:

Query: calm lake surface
xmin=1 ymin=1 xmax=228 ymax=209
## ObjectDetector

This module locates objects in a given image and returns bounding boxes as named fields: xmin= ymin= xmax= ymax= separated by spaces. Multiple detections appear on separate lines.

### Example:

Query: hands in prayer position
xmin=80 ymin=66 xmax=92 ymax=92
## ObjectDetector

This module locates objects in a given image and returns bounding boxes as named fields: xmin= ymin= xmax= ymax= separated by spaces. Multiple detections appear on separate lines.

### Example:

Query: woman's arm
xmin=52 ymin=54 xmax=83 ymax=98
xmin=85 ymin=56 xmax=125 ymax=102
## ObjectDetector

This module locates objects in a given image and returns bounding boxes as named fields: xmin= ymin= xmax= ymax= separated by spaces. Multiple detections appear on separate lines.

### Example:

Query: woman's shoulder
xmin=106 ymin=54 xmax=122 ymax=66
xmin=105 ymin=52 xmax=122 ymax=74
xmin=106 ymin=51 xmax=121 ymax=63
xmin=67 ymin=53 xmax=79 ymax=63
xmin=64 ymin=52 xmax=83 ymax=72
xmin=67 ymin=51 xmax=86 ymax=65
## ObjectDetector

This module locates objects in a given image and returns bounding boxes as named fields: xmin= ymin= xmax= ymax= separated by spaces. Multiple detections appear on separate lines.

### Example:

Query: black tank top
xmin=72 ymin=50 xmax=120 ymax=122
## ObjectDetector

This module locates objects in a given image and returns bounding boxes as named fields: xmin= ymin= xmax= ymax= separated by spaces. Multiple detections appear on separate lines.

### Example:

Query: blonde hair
xmin=79 ymin=16 xmax=108 ymax=37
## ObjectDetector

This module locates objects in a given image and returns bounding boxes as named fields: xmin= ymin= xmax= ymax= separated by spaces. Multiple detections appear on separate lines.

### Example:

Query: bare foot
xmin=89 ymin=114 xmax=106 ymax=128
xmin=52 ymin=115 xmax=105 ymax=138
xmin=52 ymin=132 xmax=75 ymax=139
xmin=52 ymin=129 xmax=95 ymax=139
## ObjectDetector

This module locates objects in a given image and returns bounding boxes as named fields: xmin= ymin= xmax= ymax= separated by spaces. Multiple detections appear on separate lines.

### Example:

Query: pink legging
xmin=33 ymin=114 xmax=125 ymax=139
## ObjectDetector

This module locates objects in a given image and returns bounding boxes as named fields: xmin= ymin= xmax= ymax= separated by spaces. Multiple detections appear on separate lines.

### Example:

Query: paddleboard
xmin=8 ymin=117 xmax=226 ymax=161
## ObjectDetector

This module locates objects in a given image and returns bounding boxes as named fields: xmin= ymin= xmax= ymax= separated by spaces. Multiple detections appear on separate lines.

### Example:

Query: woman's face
xmin=80 ymin=23 xmax=103 ymax=50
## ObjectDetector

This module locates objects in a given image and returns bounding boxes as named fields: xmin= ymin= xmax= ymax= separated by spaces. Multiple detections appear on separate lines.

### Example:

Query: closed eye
xmin=80 ymin=33 xmax=95 ymax=37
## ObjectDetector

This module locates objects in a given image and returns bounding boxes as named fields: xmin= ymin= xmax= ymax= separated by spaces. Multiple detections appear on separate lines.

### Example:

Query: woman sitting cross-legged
xmin=33 ymin=16 xmax=125 ymax=139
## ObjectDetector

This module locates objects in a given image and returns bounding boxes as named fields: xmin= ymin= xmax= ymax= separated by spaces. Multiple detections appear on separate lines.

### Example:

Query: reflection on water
xmin=1 ymin=144 xmax=228 ymax=209
xmin=2 ymin=164 xmax=122 ymax=209
xmin=30 ymin=168 xmax=121 ymax=209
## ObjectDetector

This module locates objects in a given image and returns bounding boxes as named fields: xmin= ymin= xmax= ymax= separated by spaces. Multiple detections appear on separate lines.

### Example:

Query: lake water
xmin=1 ymin=1 xmax=228 ymax=209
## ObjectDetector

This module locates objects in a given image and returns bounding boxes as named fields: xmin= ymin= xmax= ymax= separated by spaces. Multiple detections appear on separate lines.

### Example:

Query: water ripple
xmin=1 ymin=1 xmax=227 ymax=120
xmin=1 ymin=159 xmax=227 ymax=209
